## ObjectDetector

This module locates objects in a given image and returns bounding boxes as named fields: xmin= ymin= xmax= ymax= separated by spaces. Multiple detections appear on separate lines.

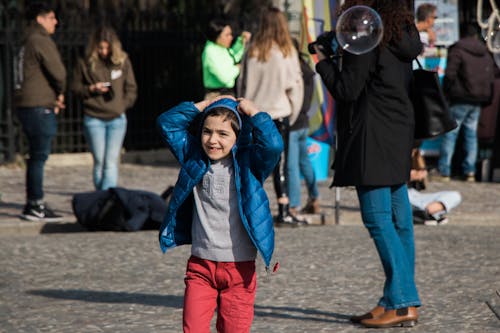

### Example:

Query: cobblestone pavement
xmin=0 ymin=160 xmax=500 ymax=332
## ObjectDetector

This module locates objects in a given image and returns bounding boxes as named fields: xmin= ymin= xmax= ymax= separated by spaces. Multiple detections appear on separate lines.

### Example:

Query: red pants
xmin=183 ymin=255 xmax=257 ymax=333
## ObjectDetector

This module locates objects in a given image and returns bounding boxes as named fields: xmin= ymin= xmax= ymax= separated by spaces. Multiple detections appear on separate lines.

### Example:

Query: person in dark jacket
xmin=438 ymin=24 xmax=495 ymax=182
xmin=14 ymin=2 xmax=66 ymax=222
xmin=313 ymin=0 xmax=423 ymax=328
xmin=72 ymin=26 xmax=137 ymax=190
xmin=287 ymin=38 xmax=320 ymax=216
xmin=156 ymin=96 xmax=283 ymax=332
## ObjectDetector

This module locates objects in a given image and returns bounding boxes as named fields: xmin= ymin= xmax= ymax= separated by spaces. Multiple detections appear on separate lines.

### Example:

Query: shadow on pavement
xmin=40 ymin=222 xmax=87 ymax=234
xmin=27 ymin=289 xmax=183 ymax=308
xmin=254 ymin=304 xmax=351 ymax=324
xmin=27 ymin=289 xmax=352 ymax=324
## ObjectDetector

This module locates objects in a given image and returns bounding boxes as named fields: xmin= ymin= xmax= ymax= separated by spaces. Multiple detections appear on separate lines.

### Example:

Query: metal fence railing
xmin=0 ymin=2 xmax=216 ymax=163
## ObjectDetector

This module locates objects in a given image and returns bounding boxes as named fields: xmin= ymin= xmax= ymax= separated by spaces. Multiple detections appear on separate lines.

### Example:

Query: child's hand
xmin=194 ymin=100 xmax=210 ymax=112
xmin=211 ymin=95 xmax=236 ymax=103
xmin=237 ymin=98 xmax=260 ymax=117
xmin=196 ymin=95 xmax=237 ymax=112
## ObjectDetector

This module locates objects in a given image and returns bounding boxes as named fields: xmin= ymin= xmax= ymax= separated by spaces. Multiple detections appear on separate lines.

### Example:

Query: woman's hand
xmin=89 ymin=82 xmax=110 ymax=94
xmin=241 ymin=31 xmax=252 ymax=44
xmin=313 ymin=45 xmax=327 ymax=61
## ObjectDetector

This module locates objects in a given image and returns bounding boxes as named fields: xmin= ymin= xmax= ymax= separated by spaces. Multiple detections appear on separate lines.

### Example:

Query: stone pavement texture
xmin=0 ymin=156 xmax=500 ymax=332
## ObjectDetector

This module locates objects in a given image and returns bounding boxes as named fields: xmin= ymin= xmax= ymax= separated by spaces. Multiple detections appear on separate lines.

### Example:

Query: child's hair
xmin=204 ymin=107 xmax=241 ymax=136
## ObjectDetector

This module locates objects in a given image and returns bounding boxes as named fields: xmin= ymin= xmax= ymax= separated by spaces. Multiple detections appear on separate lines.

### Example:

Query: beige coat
xmin=238 ymin=46 xmax=303 ymax=125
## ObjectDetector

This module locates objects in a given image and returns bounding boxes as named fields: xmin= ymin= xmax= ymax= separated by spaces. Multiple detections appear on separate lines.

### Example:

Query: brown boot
xmin=350 ymin=305 xmax=385 ymax=323
xmin=302 ymin=198 xmax=320 ymax=214
xmin=361 ymin=306 xmax=418 ymax=328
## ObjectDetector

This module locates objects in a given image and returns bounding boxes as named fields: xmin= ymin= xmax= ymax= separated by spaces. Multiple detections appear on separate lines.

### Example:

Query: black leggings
xmin=273 ymin=118 xmax=290 ymax=199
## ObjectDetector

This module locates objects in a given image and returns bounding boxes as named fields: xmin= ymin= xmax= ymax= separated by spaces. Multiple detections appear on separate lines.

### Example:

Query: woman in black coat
xmin=314 ymin=0 xmax=423 ymax=328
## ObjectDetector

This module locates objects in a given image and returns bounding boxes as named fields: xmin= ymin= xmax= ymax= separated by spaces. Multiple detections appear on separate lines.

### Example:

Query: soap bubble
xmin=492 ymin=30 xmax=500 ymax=68
xmin=336 ymin=5 xmax=384 ymax=55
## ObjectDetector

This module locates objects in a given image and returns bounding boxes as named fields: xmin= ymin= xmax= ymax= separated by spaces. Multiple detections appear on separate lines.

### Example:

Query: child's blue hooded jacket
xmin=156 ymin=99 xmax=283 ymax=267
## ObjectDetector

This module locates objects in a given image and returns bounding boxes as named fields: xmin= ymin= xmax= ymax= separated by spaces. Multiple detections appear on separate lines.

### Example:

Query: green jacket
xmin=202 ymin=36 xmax=245 ymax=89
xmin=14 ymin=24 xmax=66 ymax=108
xmin=72 ymin=56 xmax=137 ymax=120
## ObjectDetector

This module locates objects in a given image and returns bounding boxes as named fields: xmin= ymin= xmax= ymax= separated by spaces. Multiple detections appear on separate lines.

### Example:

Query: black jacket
xmin=291 ymin=56 xmax=316 ymax=131
xmin=316 ymin=24 xmax=422 ymax=186
xmin=443 ymin=36 xmax=495 ymax=105
xmin=72 ymin=187 xmax=167 ymax=231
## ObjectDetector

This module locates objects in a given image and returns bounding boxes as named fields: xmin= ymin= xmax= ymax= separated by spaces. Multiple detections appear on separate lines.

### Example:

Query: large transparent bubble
xmin=492 ymin=30 xmax=500 ymax=68
xmin=335 ymin=5 xmax=384 ymax=55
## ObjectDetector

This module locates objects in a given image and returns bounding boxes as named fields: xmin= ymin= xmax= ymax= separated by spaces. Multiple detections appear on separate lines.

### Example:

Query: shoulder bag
xmin=411 ymin=58 xmax=457 ymax=139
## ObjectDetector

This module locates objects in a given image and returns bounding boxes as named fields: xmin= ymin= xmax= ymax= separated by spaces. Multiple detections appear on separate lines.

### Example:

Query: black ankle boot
xmin=276 ymin=204 xmax=307 ymax=226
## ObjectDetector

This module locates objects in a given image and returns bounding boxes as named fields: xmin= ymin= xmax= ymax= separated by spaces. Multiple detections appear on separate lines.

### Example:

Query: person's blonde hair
xmin=86 ymin=26 xmax=127 ymax=69
xmin=248 ymin=7 xmax=294 ymax=62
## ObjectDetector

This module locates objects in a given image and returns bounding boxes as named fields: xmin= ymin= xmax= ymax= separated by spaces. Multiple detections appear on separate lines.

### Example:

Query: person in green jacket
xmin=202 ymin=19 xmax=251 ymax=99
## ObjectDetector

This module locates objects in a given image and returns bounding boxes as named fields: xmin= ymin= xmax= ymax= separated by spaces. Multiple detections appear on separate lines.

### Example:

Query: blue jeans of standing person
xmin=356 ymin=184 xmax=421 ymax=310
xmin=438 ymin=103 xmax=480 ymax=177
xmin=288 ymin=128 xmax=319 ymax=208
xmin=17 ymin=107 xmax=58 ymax=203
xmin=84 ymin=114 xmax=127 ymax=190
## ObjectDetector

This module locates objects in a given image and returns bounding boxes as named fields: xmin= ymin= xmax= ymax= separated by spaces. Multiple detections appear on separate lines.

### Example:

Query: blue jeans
xmin=438 ymin=103 xmax=480 ymax=176
xmin=356 ymin=184 xmax=421 ymax=310
xmin=84 ymin=114 xmax=127 ymax=190
xmin=287 ymin=128 xmax=319 ymax=208
xmin=17 ymin=107 xmax=58 ymax=202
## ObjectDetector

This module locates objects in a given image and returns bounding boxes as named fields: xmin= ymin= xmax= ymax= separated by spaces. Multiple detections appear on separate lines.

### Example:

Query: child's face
xmin=201 ymin=115 xmax=237 ymax=161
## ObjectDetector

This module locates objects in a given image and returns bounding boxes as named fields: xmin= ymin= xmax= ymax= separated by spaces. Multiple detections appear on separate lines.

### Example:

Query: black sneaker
xmin=275 ymin=214 xmax=308 ymax=227
xmin=413 ymin=209 xmax=448 ymax=226
xmin=20 ymin=203 xmax=63 ymax=222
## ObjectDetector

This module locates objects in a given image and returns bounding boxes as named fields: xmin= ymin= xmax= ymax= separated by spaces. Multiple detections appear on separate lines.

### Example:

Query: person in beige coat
xmin=72 ymin=26 xmax=137 ymax=190
xmin=238 ymin=7 xmax=304 ymax=226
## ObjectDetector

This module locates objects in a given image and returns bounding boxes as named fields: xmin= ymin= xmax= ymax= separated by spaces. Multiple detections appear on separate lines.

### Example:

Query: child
xmin=156 ymin=96 xmax=283 ymax=332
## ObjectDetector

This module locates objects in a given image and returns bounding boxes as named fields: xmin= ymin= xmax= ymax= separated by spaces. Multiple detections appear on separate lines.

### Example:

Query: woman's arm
xmin=315 ymin=50 xmax=376 ymax=102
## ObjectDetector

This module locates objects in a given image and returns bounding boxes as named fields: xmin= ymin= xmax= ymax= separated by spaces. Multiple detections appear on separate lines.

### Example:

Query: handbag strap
xmin=414 ymin=57 xmax=423 ymax=70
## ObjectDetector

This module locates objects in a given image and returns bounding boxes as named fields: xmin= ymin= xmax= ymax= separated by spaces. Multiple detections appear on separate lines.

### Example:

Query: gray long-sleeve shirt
xmin=191 ymin=157 xmax=256 ymax=262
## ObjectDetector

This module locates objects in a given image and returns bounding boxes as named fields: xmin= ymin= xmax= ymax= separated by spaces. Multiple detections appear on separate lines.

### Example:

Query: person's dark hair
xmin=463 ymin=23 xmax=479 ymax=38
xmin=206 ymin=19 xmax=230 ymax=42
xmin=204 ymin=107 xmax=241 ymax=136
xmin=25 ymin=1 xmax=54 ymax=21
xmin=339 ymin=0 xmax=416 ymax=47
xmin=416 ymin=3 xmax=437 ymax=22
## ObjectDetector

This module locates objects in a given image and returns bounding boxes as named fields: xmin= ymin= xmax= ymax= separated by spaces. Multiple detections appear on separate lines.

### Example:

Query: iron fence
xmin=0 ymin=2 xmax=217 ymax=163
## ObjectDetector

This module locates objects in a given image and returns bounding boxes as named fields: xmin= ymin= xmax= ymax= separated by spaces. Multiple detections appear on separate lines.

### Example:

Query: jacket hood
xmin=387 ymin=24 xmax=423 ymax=62
xmin=22 ymin=23 xmax=49 ymax=43
xmin=203 ymin=98 xmax=242 ymax=129
xmin=452 ymin=36 xmax=489 ymax=56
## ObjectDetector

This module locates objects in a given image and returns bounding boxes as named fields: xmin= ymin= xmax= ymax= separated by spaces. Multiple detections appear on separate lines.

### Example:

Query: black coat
xmin=72 ymin=187 xmax=167 ymax=231
xmin=316 ymin=25 xmax=422 ymax=186
xmin=443 ymin=36 xmax=495 ymax=105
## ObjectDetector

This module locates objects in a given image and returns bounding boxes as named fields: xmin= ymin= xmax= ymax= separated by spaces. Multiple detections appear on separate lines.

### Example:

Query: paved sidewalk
xmin=1 ymin=157 xmax=500 ymax=232
xmin=0 ymin=158 xmax=499 ymax=332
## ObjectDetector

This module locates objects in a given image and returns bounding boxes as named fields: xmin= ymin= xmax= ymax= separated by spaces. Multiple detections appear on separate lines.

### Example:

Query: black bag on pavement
xmin=411 ymin=59 xmax=457 ymax=139
xmin=72 ymin=187 xmax=167 ymax=231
